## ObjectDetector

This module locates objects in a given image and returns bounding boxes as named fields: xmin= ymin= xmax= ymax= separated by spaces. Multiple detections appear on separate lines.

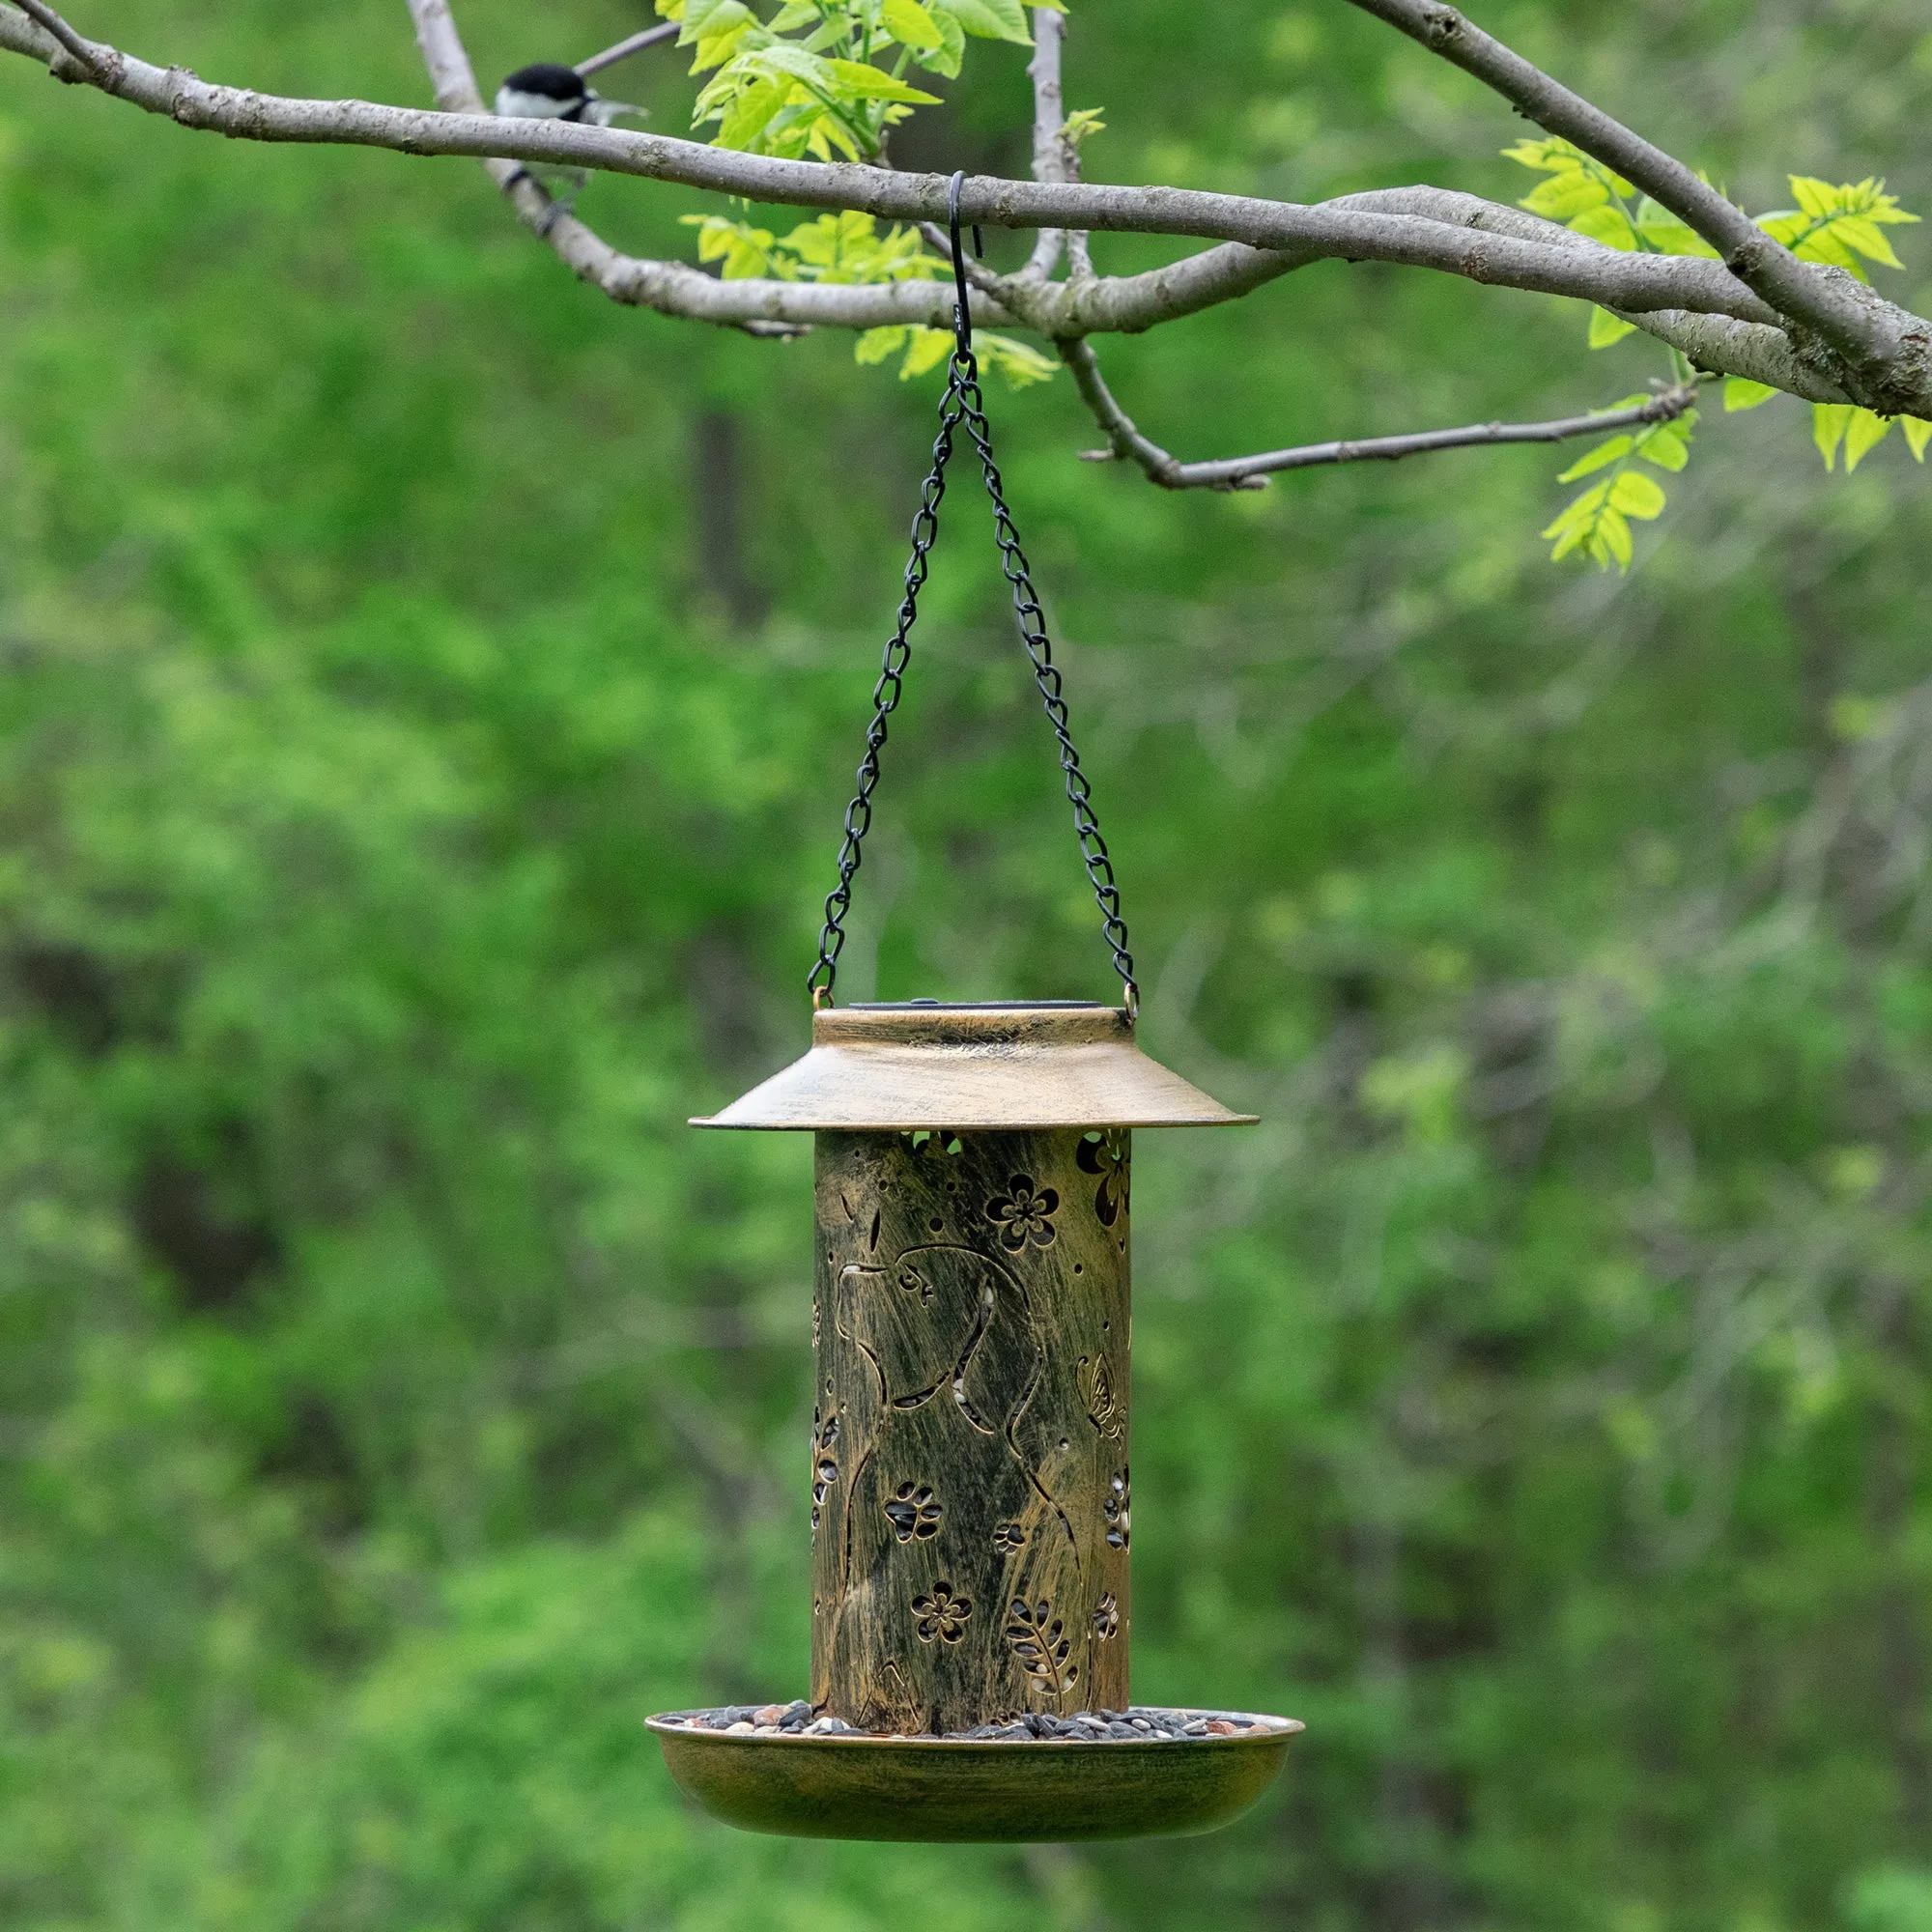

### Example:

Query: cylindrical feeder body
xmin=695 ymin=1002 xmax=1252 ymax=1737
xmin=811 ymin=1125 xmax=1131 ymax=1732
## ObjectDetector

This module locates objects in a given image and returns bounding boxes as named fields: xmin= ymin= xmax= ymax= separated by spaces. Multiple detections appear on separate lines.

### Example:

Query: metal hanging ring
xmin=806 ymin=173 xmax=1139 ymax=1017
xmin=947 ymin=167 xmax=974 ymax=354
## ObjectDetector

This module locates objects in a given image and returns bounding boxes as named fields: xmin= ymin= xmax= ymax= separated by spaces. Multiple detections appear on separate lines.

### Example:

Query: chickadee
xmin=494 ymin=62 xmax=639 ymax=128
xmin=494 ymin=63 xmax=640 ymax=214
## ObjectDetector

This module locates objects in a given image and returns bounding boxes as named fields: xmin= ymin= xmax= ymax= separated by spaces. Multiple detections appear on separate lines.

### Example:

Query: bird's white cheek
xmin=495 ymin=90 xmax=575 ymax=119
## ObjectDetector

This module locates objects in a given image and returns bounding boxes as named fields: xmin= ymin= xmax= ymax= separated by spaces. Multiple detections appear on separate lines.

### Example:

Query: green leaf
xmin=1634 ymin=197 xmax=1721 ymax=258
xmin=1544 ymin=477 xmax=1610 ymax=534
xmin=1588 ymin=306 xmax=1637 ymax=349
xmin=1569 ymin=203 xmax=1639 ymax=251
xmin=933 ymin=0 xmax=1033 ymax=43
xmin=1062 ymin=106 xmax=1107 ymax=150
xmin=1813 ymin=403 xmax=1854 ymax=470
xmin=1542 ymin=453 xmax=1659 ymax=571
xmin=1635 ymin=421 xmax=1691 ymax=471
xmin=1830 ymin=217 xmax=1906 ymax=270
xmin=1558 ymin=435 xmax=1633 ymax=482
xmin=1724 ymin=378 xmax=1780 ymax=412
xmin=899 ymin=327 xmax=956 ymax=377
xmin=1842 ymin=409 xmax=1893 ymax=471
xmin=1502 ymin=136 xmax=1576 ymax=173
xmin=1905 ymin=418 xmax=1932 ymax=462
xmin=1521 ymin=173 xmax=1610 ymax=222
xmin=1790 ymin=175 xmax=1839 ymax=220
xmin=976 ymin=331 xmax=1061 ymax=389
xmin=823 ymin=58 xmax=943 ymax=102
xmin=855 ymin=325 xmax=909 ymax=365
xmin=677 ymin=0 xmax=750 ymax=44
xmin=1608 ymin=469 xmax=1666 ymax=519
xmin=912 ymin=11 xmax=965 ymax=76
xmin=692 ymin=17 xmax=760 ymax=71
xmin=1501 ymin=137 xmax=1633 ymax=197
xmin=1757 ymin=178 xmax=1920 ymax=285
xmin=681 ymin=213 xmax=780 ymax=279
xmin=712 ymin=75 xmax=787 ymax=150
xmin=880 ymin=0 xmax=945 ymax=52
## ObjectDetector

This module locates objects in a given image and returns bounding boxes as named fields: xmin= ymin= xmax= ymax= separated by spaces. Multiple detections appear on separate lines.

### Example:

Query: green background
xmin=3 ymin=1 xmax=1931 ymax=1926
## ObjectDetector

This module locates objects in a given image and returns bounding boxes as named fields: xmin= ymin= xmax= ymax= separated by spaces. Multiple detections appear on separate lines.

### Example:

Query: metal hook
xmin=947 ymin=169 xmax=981 ymax=354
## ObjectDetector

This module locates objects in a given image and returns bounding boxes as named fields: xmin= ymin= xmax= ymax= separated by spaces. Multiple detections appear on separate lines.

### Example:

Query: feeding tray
xmin=649 ymin=1709 xmax=1302 ymax=1842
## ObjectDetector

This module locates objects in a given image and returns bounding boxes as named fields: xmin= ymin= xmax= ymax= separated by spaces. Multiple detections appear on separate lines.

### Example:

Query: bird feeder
xmin=648 ymin=1002 xmax=1300 ymax=1840
xmin=647 ymin=177 xmax=1300 ymax=1841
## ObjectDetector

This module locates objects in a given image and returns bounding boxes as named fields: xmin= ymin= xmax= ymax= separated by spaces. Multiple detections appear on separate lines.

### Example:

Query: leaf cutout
xmin=1005 ymin=1596 xmax=1078 ymax=1699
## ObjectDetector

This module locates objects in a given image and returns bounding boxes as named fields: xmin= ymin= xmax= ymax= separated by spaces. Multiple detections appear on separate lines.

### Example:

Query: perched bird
xmin=493 ymin=63 xmax=640 ymax=215
xmin=494 ymin=62 xmax=639 ymax=128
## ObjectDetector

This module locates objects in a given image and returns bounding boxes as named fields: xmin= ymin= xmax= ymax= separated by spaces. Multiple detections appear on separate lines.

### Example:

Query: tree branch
xmin=1065 ymin=338 xmax=1699 ymax=490
xmin=1348 ymin=0 xmax=1931 ymax=412
xmin=1329 ymin=185 xmax=1862 ymax=403
xmin=3 ymin=1 xmax=1923 ymax=410
xmin=0 ymin=6 xmax=1807 ymax=327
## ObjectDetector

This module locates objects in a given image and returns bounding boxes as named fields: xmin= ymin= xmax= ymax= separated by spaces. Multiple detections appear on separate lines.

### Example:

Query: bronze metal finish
xmin=811 ymin=1125 xmax=1130 ymax=1732
xmin=648 ymin=1713 xmax=1303 ymax=1842
xmin=659 ymin=1000 xmax=1293 ymax=1838
xmin=694 ymin=1002 xmax=1256 ymax=1130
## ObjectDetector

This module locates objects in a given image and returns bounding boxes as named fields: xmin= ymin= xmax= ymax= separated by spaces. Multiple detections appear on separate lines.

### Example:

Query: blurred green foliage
xmin=1 ymin=1 xmax=1930 ymax=1927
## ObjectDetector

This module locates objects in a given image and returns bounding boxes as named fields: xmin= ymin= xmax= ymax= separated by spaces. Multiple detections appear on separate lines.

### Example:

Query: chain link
xmin=807 ymin=175 xmax=1138 ymax=1015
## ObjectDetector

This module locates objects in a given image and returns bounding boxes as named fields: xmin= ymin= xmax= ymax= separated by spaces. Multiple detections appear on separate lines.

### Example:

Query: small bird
xmin=493 ymin=63 xmax=641 ymax=216
xmin=494 ymin=62 xmax=639 ymax=128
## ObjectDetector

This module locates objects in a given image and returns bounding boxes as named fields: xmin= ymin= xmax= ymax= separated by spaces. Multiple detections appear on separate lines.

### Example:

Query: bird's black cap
xmin=500 ymin=62 xmax=589 ymax=101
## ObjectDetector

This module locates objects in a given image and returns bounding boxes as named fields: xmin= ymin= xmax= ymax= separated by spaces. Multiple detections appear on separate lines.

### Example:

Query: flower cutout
xmin=1077 ymin=1130 xmax=1130 ymax=1228
xmin=992 ymin=1521 xmax=1026 ymax=1557
xmin=985 ymin=1173 xmax=1059 ymax=1251
xmin=1092 ymin=1593 xmax=1121 ymax=1641
xmin=1103 ymin=1467 xmax=1131 ymax=1550
xmin=912 ymin=1582 xmax=972 ymax=1644
xmin=884 ymin=1481 xmax=942 ymax=1543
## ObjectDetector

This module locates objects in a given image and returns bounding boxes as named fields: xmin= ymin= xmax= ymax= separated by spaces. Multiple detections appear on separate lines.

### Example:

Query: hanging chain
xmin=804 ymin=380 xmax=963 ymax=1008
xmin=807 ymin=172 xmax=1138 ymax=1015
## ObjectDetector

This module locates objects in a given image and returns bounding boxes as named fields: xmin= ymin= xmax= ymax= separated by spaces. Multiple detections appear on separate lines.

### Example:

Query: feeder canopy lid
xmin=693 ymin=1001 xmax=1257 ymax=1131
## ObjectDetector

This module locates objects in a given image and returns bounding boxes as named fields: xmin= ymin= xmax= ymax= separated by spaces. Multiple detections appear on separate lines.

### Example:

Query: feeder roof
xmin=692 ymin=1001 xmax=1257 ymax=1131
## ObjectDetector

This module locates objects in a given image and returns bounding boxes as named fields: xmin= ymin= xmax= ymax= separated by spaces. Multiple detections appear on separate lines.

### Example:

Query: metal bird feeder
xmin=647 ymin=180 xmax=1300 ymax=1843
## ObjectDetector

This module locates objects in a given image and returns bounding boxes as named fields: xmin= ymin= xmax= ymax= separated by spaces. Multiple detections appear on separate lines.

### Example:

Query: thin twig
xmin=1065 ymin=338 xmax=1698 ymax=491
xmin=577 ymin=21 xmax=678 ymax=78
xmin=10 ymin=0 xmax=99 ymax=72
xmin=1024 ymin=7 xmax=1069 ymax=280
